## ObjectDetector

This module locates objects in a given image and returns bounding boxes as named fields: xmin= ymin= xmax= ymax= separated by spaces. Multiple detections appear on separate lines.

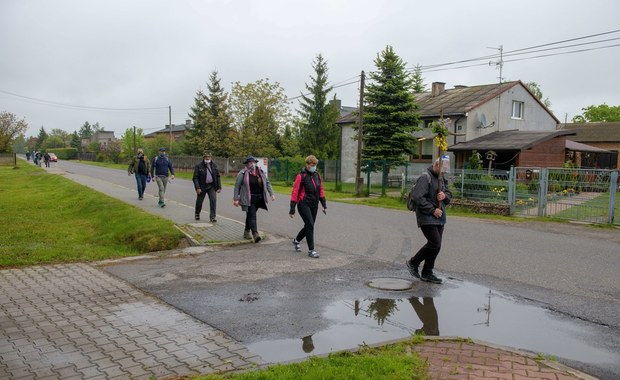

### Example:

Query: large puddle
xmin=247 ymin=280 xmax=619 ymax=368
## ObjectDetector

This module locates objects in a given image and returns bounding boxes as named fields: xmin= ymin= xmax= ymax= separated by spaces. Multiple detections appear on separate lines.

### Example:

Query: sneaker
xmin=308 ymin=250 xmax=319 ymax=258
xmin=210 ymin=218 xmax=217 ymax=223
xmin=139 ymin=196 xmax=143 ymax=200
xmin=406 ymin=260 xmax=420 ymax=279
xmin=195 ymin=214 xmax=200 ymax=220
xmin=243 ymin=229 xmax=252 ymax=239
xmin=420 ymin=273 xmax=443 ymax=284
xmin=252 ymin=232 xmax=262 ymax=243
xmin=293 ymin=240 xmax=302 ymax=252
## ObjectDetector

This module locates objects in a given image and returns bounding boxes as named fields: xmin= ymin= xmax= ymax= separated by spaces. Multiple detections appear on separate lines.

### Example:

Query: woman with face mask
xmin=233 ymin=156 xmax=276 ymax=243
xmin=289 ymin=155 xmax=327 ymax=258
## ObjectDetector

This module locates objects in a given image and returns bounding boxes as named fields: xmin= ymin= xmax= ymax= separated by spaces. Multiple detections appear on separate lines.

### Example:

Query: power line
xmin=0 ymin=89 xmax=168 ymax=111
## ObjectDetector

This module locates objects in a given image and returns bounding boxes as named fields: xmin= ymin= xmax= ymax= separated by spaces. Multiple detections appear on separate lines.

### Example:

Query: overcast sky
xmin=2 ymin=0 xmax=619 ymax=138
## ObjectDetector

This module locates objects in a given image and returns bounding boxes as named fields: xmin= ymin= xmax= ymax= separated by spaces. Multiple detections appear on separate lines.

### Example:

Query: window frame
xmin=511 ymin=100 xmax=524 ymax=119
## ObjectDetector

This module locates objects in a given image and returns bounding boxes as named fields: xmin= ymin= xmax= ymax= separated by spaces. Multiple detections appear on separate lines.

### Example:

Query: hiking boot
xmin=243 ymin=229 xmax=252 ymax=239
xmin=195 ymin=214 xmax=200 ymax=220
xmin=406 ymin=260 xmax=420 ymax=279
xmin=253 ymin=232 xmax=262 ymax=243
xmin=293 ymin=239 xmax=302 ymax=252
xmin=308 ymin=250 xmax=319 ymax=258
xmin=420 ymin=273 xmax=443 ymax=284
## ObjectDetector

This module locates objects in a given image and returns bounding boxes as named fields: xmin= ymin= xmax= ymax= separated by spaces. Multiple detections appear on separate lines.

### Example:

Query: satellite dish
xmin=478 ymin=113 xmax=487 ymax=129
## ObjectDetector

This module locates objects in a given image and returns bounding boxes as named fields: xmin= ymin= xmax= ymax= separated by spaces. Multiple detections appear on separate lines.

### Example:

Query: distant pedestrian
xmin=406 ymin=158 xmax=452 ymax=284
xmin=128 ymin=148 xmax=151 ymax=200
xmin=43 ymin=152 xmax=50 ymax=167
xmin=26 ymin=151 xmax=31 ymax=161
xmin=150 ymin=147 xmax=175 ymax=207
xmin=232 ymin=156 xmax=275 ymax=243
xmin=289 ymin=155 xmax=327 ymax=259
xmin=192 ymin=152 xmax=221 ymax=221
xmin=34 ymin=151 xmax=41 ymax=166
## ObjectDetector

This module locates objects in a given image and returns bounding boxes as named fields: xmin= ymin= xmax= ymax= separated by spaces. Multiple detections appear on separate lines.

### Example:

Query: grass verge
xmin=0 ymin=163 xmax=185 ymax=268
xmin=197 ymin=339 xmax=429 ymax=380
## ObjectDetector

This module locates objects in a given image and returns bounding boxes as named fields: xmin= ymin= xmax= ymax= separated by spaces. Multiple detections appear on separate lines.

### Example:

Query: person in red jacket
xmin=289 ymin=155 xmax=327 ymax=258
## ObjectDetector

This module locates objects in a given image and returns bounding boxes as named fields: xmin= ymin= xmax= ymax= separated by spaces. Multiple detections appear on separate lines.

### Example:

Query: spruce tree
xmin=362 ymin=46 xmax=421 ymax=174
xmin=412 ymin=64 xmax=426 ymax=93
xmin=297 ymin=54 xmax=340 ymax=159
xmin=186 ymin=70 xmax=233 ymax=156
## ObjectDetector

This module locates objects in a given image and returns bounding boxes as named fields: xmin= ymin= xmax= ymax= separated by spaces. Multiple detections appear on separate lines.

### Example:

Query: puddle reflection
xmin=247 ymin=281 xmax=619 ymax=369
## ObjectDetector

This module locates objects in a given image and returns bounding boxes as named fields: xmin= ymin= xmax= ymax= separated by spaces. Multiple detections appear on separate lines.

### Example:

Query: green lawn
xmin=0 ymin=163 xmax=184 ymax=267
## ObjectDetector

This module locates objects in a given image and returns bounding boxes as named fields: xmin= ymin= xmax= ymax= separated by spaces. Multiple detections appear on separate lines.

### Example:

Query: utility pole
xmin=488 ymin=45 xmax=504 ymax=131
xmin=355 ymin=71 xmax=365 ymax=195
xmin=168 ymin=106 xmax=172 ymax=153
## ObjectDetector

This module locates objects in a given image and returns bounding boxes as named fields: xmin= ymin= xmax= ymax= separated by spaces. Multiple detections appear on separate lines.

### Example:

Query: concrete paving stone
xmin=2 ymin=351 xmax=22 ymax=361
xmin=51 ymin=365 xmax=81 ymax=379
xmin=142 ymin=364 xmax=173 ymax=378
xmin=105 ymin=348 xmax=130 ymax=361
xmin=149 ymin=349 xmax=173 ymax=361
xmin=122 ymin=365 xmax=151 ymax=379
xmin=100 ymin=364 xmax=128 ymax=378
xmin=483 ymin=370 xmax=516 ymax=379
xmin=204 ymin=355 xmax=225 ymax=367
xmin=211 ymin=348 xmax=239 ymax=360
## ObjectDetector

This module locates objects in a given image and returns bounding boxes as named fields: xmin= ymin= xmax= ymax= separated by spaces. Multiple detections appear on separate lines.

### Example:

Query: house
xmin=558 ymin=122 xmax=620 ymax=169
xmin=335 ymin=80 xmax=560 ymax=182
xmin=448 ymin=129 xmax=577 ymax=171
xmin=81 ymin=130 xmax=116 ymax=149
xmin=145 ymin=119 xmax=194 ymax=142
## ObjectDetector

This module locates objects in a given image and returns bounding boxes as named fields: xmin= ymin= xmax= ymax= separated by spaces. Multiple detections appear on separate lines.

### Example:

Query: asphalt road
xmin=52 ymin=160 xmax=620 ymax=378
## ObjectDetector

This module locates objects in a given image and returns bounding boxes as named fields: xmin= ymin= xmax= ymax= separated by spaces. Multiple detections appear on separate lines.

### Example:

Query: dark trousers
xmin=411 ymin=225 xmax=444 ymax=275
xmin=135 ymin=173 xmax=147 ymax=198
xmin=295 ymin=201 xmax=318 ymax=251
xmin=195 ymin=185 xmax=216 ymax=219
xmin=244 ymin=194 xmax=264 ymax=233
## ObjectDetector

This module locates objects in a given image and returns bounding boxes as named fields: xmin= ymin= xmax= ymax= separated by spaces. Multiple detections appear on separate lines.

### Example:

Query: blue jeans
xmin=135 ymin=173 xmax=147 ymax=198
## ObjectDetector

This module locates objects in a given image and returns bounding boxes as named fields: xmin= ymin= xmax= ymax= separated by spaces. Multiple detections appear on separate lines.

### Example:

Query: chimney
xmin=186 ymin=119 xmax=191 ymax=125
xmin=329 ymin=98 xmax=342 ymax=111
xmin=431 ymin=82 xmax=445 ymax=97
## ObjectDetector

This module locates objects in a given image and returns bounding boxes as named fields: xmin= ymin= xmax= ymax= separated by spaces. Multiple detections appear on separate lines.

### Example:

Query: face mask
xmin=204 ymin=159 xmax=211 ymax=164
xmin=159 ymin=153 xmax=165 ymax=158
xmin=137 ymin=152 xmax=143 ymax=157
xmin=308 ymin=165 xmax=317 ymax=173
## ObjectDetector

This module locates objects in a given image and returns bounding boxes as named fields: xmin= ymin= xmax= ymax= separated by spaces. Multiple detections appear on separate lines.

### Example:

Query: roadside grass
xmin=551 ymin=191 xmax=620 ymax=222
xmin=197 ymin=339 xmax=429 ymax=380
xmin=0 ymin=163 xmax=185 ymax=268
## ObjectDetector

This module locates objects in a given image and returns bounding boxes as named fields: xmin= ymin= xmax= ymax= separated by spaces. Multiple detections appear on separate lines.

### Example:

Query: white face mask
xmin=204 ymin=159 xmax=211 ymax=164
xmin=308 ymin=165 xmax=317 ymax=173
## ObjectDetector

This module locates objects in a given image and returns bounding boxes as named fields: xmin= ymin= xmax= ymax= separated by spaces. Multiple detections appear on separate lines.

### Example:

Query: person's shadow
xmin=409 ymin=297 xmax=439 ymax=336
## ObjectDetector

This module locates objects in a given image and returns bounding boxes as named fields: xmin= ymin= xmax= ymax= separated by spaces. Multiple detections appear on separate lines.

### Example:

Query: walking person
xmin=232 ymin=156 xmax=276 ymax=243
xmin=43 ymin=152 xmax=51 ymax=167
xmin=150 ymin=147 xmax=175 ymax=208
xmin=406 ymin=157 xmax=452 ymax=284
xmin=289 ymin=155 xmax=327 ymax=259
xmin=127 ymin=148 xmax=150 ymax=200
xmin=192 ymin=152 xmax=221 ymax=221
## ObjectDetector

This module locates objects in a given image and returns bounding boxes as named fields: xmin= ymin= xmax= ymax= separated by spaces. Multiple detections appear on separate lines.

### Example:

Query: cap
xmin=203 ymin=152 xmax=212 ymax=157
xmin=243 ymin=155 xmax=259 ymax=164
xmin=159 ymin=147 xmax=166 ymax=152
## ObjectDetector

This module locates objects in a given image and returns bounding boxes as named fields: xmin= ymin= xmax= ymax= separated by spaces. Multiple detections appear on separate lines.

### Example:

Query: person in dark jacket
xmin=233 ymin=156 xmax=275 ymax=243
xmin=289 ymin=155 xmax=327 ymax=259
xmin=43 ymin=152 xmax=51 ymax=167
xmin=192 ymin=152 xmax=221 ymax=221
xmin=406 ymin=157 xmax=452 ymax=284
xmin=150 ymin=147 xmax=175 ymax=207
xmin=128 ymin=148 xmax=151 ymax=200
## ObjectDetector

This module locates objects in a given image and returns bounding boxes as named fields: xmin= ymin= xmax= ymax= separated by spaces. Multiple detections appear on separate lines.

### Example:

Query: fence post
xmin=508 ymin=166 xmax=515 ymax=214
xmin=538 ymin=168 xmax=548 ymax=217
xmin=608 ymin=170 xmax=618 ymax=224
xmin=381 ymin=160 xmax=387 ymax=195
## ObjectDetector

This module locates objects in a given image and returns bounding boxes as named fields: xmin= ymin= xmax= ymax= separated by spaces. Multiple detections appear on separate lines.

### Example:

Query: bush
xmin=52 ymin=148 xmax=78 ymax=160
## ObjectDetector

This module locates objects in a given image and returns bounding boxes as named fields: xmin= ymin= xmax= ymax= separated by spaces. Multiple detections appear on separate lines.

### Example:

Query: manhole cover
xmin=367 ymin=277 xmax=414 ymax=291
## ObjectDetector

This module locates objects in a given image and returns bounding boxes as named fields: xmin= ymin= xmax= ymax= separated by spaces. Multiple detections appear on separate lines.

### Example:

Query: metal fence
xmin=0 ymin=153 xmax=16 ymax=167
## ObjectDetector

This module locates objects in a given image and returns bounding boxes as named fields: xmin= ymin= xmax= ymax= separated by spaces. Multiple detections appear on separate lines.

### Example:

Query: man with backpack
xmin=406 ymin=157 xmax=452 ymax=284
xmin=151 ymin=147 xmax=175 ymax=208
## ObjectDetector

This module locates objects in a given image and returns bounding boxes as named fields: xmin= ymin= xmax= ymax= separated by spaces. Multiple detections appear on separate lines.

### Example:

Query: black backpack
xmin=406 ymin=172 xmax=431 ymax=212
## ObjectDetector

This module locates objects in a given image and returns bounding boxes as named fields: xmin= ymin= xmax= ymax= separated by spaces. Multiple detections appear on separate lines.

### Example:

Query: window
xmin=512 ymin=101 xmax=524 ymax=119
